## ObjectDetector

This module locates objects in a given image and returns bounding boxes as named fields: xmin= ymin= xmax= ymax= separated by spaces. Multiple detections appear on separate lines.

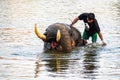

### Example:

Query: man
xmin=70 ymin=13 xmax=106 ymax=45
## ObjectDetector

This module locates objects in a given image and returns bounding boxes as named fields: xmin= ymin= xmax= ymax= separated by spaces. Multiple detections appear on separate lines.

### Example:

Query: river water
xmin=0 ymin=0 xmax=120 ymax=80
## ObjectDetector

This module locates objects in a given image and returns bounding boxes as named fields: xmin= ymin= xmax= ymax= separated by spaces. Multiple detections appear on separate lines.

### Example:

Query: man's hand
xmin=70 ymin=24 xmax=72 ymax=27
xmin=102 ymin=41 xmax=107 ymax=46
xmin=70 ymin=17 xmax=79 ymax=28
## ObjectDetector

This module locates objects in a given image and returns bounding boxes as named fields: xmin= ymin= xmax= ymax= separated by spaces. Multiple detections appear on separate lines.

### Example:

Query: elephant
xmin=35 ymin=23 xmax=84 ymax=53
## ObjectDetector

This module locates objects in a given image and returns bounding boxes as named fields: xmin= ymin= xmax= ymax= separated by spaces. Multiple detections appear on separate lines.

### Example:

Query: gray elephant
xmin=35 ymin=23 xmax=84 ymax=53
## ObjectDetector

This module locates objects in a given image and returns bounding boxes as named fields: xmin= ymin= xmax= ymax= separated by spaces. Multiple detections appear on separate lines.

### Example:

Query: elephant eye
xmin=46 ymin=37 xmax=56 ymax=42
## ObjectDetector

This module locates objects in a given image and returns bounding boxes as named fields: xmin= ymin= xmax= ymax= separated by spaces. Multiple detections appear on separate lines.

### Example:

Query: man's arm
xmin=70 ymin=17 xmax=79 ymax=27
xmin=94 ymin=19 xmax=106 ymax=46
xmin=98 ymin=32 xmax=106 ymax=46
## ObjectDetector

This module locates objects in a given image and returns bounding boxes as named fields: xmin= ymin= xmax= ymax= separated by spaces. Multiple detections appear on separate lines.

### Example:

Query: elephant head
xmin=35 ymin=23 xmax=84 ymax=53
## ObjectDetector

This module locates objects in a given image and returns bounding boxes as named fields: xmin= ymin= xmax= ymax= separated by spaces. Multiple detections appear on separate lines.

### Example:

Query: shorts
xmin=82 ymin=30 xmax=97 ymax=42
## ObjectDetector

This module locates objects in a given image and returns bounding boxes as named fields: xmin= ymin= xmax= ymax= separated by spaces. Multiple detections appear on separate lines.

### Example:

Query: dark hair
xmin=88 ymin=13 xmax=95 ymax=20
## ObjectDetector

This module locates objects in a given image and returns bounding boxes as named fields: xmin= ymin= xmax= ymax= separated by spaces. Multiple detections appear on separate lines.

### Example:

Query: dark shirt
xmin=78 ymin=13 xmax=100 ymax=36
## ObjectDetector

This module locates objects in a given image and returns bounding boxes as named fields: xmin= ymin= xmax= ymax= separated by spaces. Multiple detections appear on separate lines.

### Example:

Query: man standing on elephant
xmin=70 ymin=13 xmax=106 ymax=46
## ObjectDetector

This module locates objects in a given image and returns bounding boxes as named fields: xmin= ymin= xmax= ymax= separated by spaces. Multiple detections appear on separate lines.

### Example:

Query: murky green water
xmin=0 ymin=0 xmax=120 ymax=80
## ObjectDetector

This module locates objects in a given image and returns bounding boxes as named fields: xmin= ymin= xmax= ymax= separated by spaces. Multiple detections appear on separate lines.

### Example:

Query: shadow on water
xmin=115 ymin=0 xmax=120 ymax=29
xmin=115 ymin=0 xmax=120 ymax=18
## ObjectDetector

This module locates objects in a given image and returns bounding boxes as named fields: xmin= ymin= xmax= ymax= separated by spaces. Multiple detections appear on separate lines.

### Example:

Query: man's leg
xmin=82 ymin=30 xmax=89 ymax=45
xmin=92 ymin=33 xmax=97 ymax=43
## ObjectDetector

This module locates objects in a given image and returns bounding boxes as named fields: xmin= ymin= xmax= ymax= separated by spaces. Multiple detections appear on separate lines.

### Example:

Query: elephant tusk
xmin=34 ymin=24 xmax=46 ymax=41
xmin=56 ymin=29 xmax=61 ymax=42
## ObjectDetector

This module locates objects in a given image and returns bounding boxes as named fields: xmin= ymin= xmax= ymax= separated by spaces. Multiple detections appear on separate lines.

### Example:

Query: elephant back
xmin=71 ymin=27 xmax=81 ymax=45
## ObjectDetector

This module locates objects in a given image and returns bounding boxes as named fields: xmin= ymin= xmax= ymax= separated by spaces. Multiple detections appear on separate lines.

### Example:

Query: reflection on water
xmin=34 ymin=52 xmax=70 ymax=78
xmin=0 ymin=0 xmax=120 ymax=80
xmin=83 ymin=47 xmax=100 ymax=79
xmin=34 ymin=47 xmax=101 ymax=79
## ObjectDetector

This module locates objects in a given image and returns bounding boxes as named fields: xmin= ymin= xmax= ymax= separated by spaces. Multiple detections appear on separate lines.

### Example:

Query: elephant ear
xmin=60 ymin=26 xmax=72 ymax=53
